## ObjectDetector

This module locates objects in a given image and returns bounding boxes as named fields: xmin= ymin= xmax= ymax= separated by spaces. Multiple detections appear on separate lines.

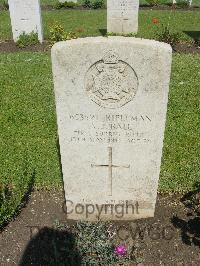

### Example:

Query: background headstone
xmin=8 ymin=0 xmax=43 ymax=43
xmin=107 ymin=0 xmax=139 ymax=34
xmin=52 ymin=37 xmax=172 ymax=221
xmin=172 ymin=0 xmax=192 ymax=6
xmin=189 ymin=0 xmax=193 ymax=6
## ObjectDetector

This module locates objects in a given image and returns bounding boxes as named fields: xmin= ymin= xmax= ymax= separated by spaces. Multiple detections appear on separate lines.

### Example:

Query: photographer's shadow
xmin=19 ymin=227 xmax=81 ymax=266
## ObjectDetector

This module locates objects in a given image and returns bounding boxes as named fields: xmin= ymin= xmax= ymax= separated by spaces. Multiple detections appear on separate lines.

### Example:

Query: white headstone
xmin=8 ymin=0 xmax=43 ymax=43
xmin=52 ymin=37 xmax=172 ymax=221
xmin=107 ymin=0 xmax=139 ymax=34
xmin=172 ymin=0 xmax=192 ymax=6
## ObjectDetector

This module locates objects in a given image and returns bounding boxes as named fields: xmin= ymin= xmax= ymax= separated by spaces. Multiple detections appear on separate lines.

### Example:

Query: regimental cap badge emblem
xmin=85 ymin=50 xmax=138 ymax=109
xmin=102 ymin=50 xmax=119 ymax=64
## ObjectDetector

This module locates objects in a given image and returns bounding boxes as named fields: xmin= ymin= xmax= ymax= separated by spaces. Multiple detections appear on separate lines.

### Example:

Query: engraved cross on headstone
xmin=91 ymin=147 xmax=130 ymax=196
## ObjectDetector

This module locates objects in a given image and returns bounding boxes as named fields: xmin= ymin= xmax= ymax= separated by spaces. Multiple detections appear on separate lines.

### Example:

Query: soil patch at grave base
xmin=139 ymin=5 xmax=200 ymax=12
xmin=40 ymin=6 xmax=200 ymax=12
xmin=0 ymin=41 xmax=199 ymax=54
xmin=173 ymin=43 xmax=200 ymax=54
xmin=0 ymin=190 xmax=199 ymax=265
xmin=0 ymin=5 xmax=200 ymax=12
xmin=0 ymin=41 xmax=50 ymax=53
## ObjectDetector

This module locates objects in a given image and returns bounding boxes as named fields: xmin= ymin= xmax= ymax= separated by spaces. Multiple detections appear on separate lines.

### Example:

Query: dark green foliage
xmin=92 ymin=0 xmax=104 ymax=9
xmin=2 ymin=0 xmax=8 ymax=10
xmin=16 ymin=32 xmax=39 ymax=48
xmin=54 ymin=1 xmax=79 ymax=9
xmin=75 ymin=222 xmax=116 ymax=264
xmin=176 ymin=0 xmax=190 ymax=8
xmin=53 ymin=220 xmax=131 ymax=265
xmin=49 ymin=22 xmax=77 ymax=43
xmin=82 ymin=0 xmax=92 ymax=8
xmin=157 ymin=26 xmax=180 ymax=46
xmin=82 ymin=0 xmax=104 ymax=9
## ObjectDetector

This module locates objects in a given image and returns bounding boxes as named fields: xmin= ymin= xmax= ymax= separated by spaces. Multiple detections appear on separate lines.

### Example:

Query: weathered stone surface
xmin=107 ymin=0 xmax=139 ymax=34
xmin=51 ymin=37 xmax=172 ymax=221
xmin=8 ymin=0 xmax=43 ymax=42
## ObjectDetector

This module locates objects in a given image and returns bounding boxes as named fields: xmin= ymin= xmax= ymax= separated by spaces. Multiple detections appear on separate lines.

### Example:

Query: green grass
xmin=0 ymin=52 xmax=199 ymax=189
xmin=0 ymin=10 xmax=200 ymax=42
xmin=0 ymin=52 xmax=199 ymax=228
xmin=0 ymin=52 xmax=61 ymax=228
xmin=0 ymin=53 xmax=61 ymax=188
xmin=160 ymin=54 xmax=200 ymax=192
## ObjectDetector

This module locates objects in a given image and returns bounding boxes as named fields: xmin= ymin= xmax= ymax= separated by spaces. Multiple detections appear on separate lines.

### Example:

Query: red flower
xmin=152 ymin=18 xmax=159 ymax=24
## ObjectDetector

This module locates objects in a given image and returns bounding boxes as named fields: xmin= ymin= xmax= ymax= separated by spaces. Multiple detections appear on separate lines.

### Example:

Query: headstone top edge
xmin=51 ymin=37 xmax=172 ymax=53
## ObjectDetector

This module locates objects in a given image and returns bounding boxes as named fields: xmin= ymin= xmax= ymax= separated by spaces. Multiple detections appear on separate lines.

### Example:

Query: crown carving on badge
xmin=103 ymin=50 xmax=119 ymax=64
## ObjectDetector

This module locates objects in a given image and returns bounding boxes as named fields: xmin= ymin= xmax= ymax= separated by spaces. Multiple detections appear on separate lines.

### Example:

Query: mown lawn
xmin=0 ymin=52 xmax=60 ymax=227
xmin=160 ymin=53 xmax=200 ymax=192
xmin=0 ymin=52 xmax=199 ymax=228
xmin=0 ymin=52 xmax=199 ymax=190
xmin=0 ymin=10 xmax=200 ymax=42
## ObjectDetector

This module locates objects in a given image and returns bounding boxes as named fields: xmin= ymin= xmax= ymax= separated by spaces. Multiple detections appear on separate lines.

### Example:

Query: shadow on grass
xmin=183 ymin=31 xmax=200 ymax=44
xmin=20 ymin=169 xmax=36 ymax=209
xmin=99 ymin=28 xmax=107 ymax=36
xmin=56 ymin=138 xmax=66 ymax=202
xmin=0 ymin=169 xmax=36 ymax=231
xmin=56 ymin=137 xmax=64 ymax=179
xmin=171 ymin=181 xmax=200 ymax=247
xmin=19 ymin=227 xmax=81 ymax=266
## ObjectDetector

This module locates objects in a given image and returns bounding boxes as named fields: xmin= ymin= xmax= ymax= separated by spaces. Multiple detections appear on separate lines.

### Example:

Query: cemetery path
xmin=0 ymin=190 xmax=199 ymax=265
